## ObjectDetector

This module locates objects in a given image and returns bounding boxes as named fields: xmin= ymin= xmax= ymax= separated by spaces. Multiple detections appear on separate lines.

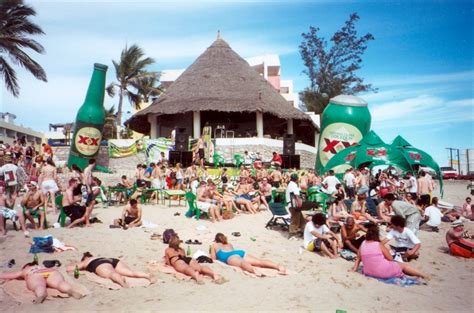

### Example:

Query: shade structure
xmin=322 ymin=131 xmax=410 ymax=173
xmin=390 ymin=135 xmax=443 ymax=195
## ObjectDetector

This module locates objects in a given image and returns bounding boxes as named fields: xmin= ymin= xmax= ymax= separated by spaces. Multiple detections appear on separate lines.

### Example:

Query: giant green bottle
xmin=316 ymin=95 xmax=371 ymax=174
xmin=67 ymin=63 xmax=107 ymax=170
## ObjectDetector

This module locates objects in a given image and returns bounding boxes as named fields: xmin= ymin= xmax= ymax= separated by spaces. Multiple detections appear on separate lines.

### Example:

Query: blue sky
xmin=0 ymin=0 xmax=472 ymax=166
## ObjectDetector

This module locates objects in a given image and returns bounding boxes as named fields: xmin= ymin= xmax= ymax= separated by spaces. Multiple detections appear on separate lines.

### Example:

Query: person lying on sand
xmin=67 ymin=252 xmax=156 ymax=288
xmin=164 ymin=235 xmax=226 ymax=285
xmin=211 ymin=232 xmax=287 ymax=276
xmin=0 ymin=261 xmax=85 ymax=304
xmin=113 ymin=199 xmax=142 ymax=228
xmin=350 ymin=224 xmax=429 ymax=281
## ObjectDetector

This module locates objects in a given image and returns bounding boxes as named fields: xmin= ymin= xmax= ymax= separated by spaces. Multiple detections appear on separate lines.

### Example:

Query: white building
xmin=0 ymin=112 xmax=43 ymax=147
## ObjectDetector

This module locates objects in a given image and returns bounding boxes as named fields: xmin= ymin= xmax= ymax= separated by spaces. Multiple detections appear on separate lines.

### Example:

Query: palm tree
xmin=131 ymin=73 xmax=162 ymax=108
xmin=0 ymin=0 xmax=47 ymax=97
xmin=106 ymin=44 xmax=155 ymax=133
xmin=103 ymin=105 xmax=117 ymax=140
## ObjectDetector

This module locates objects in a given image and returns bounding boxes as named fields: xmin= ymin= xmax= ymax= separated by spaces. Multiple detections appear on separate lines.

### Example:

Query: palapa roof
xmin=127 ymin=37 xmax=313 ymax=134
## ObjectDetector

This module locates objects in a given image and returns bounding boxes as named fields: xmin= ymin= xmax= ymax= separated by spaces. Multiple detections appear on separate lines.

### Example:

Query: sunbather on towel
xmin=0 ymin=261 xmax=84 ymax=304
xmin=350 ymin=224 xmax=428 ymax=281
xmin=165 ymin=235 xmax=225 ymax=285
xmin=67 ymin=252 xmax=156 ymax=288
xmin=211 ymin=233 xmax=287 ymax=276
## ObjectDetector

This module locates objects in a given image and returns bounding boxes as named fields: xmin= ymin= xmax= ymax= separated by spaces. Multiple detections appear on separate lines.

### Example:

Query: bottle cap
xmin=94 ymin=63 xmax=108 ymax=71
xmin=330 ymin=95 xmax=367 ymax=107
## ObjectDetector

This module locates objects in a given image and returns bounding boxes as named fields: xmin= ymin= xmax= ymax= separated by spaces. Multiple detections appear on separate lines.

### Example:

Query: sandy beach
xmin=1 ymin=179 xmax=472 ymax=313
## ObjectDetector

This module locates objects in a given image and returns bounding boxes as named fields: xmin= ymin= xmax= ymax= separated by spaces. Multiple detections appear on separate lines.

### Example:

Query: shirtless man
xmin=239 ymin=165 xmax=249 ymax=179
xmin=417 ymin=171 xmax=433 ymax=207
xmin=259 ymin=178 xmax=272 ymax=205
xmin=184 ymin=164 xmax=198 ymax=187
xmin=307 ymin=169 xmax=316 ymax=188
xmin=376 ymin=200 xmax=393 ymax=223
xmin=270 ymin=167 xmax=283 ymax=188
xmin=197 ymin=135 xmax=205 ymax=167
xmin=114 ymin=199 xmax=142 ymax=228
xmin=62 ymin=179 xmax=87 ymax=228
xmin=341 ymin=217 xmax=367 ymax=253
xmin=21 ymin=181 xmax=45 ymax=229
xmin=235 ymin=178 xmax=256 ymax=214
xmin=446 ymin=220 xmax=473 ymax=258
xmin=355 ymin=168 xmax=369 ymax=195
xmin=196 ymin=181 xmax=222 ymax=222
xmin=83 ymin=159 xmax=95 ymax=189
xmin=0 ymin=186 xmax=29 ymax=236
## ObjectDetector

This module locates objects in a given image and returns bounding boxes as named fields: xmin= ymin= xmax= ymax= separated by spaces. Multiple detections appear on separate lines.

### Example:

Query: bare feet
xmin=68 ymin=289 xmax=85 ymax=299
xmin=213 ymin=276 xmax=228 ymax=284
xmin=148 ymin=274 xmax=158 ymax=284
xmin=277 ymin=265 xmax=288 ymax=275
xmin=33 ymin=294 xmax=47 ymax=304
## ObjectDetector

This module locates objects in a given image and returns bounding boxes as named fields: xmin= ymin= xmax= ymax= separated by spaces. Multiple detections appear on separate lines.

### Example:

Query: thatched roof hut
xmin=127 ymin=36 xmax=318 ymax=146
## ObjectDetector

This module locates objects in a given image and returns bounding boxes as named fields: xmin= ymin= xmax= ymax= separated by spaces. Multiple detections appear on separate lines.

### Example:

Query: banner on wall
xmin=143 ymin=138 xmax=173 ymax=163
xmin=108 ymin=139 xmax=138 ymax=158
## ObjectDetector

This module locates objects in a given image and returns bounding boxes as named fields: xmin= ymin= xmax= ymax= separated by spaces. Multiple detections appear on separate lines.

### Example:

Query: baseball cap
xmin=451 ymin=220 xmax=464 ymax=228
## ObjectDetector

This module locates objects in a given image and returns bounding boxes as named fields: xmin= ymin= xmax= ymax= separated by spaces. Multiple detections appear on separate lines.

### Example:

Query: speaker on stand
xmin=175 ymin=128 xmax=189 ymax=152
xmin=283 ymin=134 xmax=295 ymax=155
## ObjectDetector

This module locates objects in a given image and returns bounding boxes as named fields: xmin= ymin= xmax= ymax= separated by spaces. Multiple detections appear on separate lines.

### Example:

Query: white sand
xmin=0 ymin=180 xmax=472 ymax=312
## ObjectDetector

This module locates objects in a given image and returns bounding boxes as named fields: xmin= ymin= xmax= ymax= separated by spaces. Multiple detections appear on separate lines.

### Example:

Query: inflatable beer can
xmin=67 ymin=63 xmax=107 ymax=170
xmin=316 ymin=95 xmax=371 ymax=174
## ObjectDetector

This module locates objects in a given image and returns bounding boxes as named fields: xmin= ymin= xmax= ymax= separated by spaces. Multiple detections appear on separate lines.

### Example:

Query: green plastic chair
xmin=213 ymin=153 xmax=225 ymax=168
xmin=184 ymin=192 xmax=208 ymax=220
xmin=314 ymin=193 xmax=330 ymax=213
xmin=22 ymin=206 xmax=48 ymax=229
xmin=233 ymin=154 xmax=243 ymax=167
xmin=55 ymin=195 xmax=67 ymax=227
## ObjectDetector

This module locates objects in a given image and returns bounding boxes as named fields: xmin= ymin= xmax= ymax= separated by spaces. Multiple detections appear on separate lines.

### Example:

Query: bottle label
xmin=74 ymin=126 xmax=102 ymax=156
xmin=318 ymin=122 xmax=362 ymax=167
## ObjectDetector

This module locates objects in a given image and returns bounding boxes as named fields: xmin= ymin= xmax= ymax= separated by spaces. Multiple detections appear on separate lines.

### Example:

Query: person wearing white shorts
xmin=0 ymin=206 xmax=29 ymax=237
xmin=41 ymin=179 xmax=59 ymax=194
xmin=196 ymin=201 xmax=211 ymax=213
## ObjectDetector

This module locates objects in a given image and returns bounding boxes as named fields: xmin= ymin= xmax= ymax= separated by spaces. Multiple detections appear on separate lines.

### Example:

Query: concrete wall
xmin=214 ymin=137 xmax=317 ymax=169
xmin=52 ymin=146 xmax=110 ymax=168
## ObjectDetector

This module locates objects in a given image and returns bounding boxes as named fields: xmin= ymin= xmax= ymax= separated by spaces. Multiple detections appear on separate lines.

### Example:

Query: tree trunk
xmin=116 ymin=88 xmax=124 ymax=139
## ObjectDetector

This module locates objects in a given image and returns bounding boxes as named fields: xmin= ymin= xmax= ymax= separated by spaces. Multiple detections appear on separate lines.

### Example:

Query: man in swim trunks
xmin=341 ymin=217 xmax=367 ymax=253
xmin=0 ymin=186 xmax=29 ymax=237
xmin=62 ymin=178 xmax=87 ymax=228
xmin=113 ymin=199 xmax=142 ymax=228
xmin=196 ymin=181 xmax=222 ymax=222
xmin=270 ymin=166 xmax=282 ymax=188
xmin=21 ymin=181 xmax=45 ymax=229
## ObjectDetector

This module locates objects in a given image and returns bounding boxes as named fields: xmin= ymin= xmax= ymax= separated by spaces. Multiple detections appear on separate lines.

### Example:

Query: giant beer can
xmin=316 ymin=95 xmax=371 ymax=174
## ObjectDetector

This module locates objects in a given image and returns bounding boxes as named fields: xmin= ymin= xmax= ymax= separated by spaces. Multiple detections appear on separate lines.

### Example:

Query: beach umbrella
xmin=322 ymin=131 xmax=411 ymax=173
xmin=390 ymin=135 xmax=443 ymax=195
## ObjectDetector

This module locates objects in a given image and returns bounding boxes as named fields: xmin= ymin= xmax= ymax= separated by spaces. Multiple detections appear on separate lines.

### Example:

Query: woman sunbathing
xmin=0 ymin=261 xmax=84 ymax=304
xmin=67 ymin=252 xmax=156 ymax=288
xmin=211 ymin=233 xmax=287 ymax=276
xmin=164 ymin=235 xmax=225 ymax=284
xmin=350 ymin=224 xmax=429 ymax=281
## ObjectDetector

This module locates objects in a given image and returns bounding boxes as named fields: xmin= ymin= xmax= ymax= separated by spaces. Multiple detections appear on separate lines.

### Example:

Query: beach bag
xmin=222 ymin=210 xmax=234 ymax=220
xmin=163 ymin=229 xmax=176 ymax=244
xmin=29 ymin=235 xmax=54 ymax=253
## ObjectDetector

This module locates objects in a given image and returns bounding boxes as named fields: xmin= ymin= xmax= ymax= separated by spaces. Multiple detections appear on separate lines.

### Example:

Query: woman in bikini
xmin=164 ymin=235 xmax=225 ymax=284
xmin=67 ymin=252 xmax=156 ymax=288
xmin=0 ymin=261 xmax=84 ymax=304
xmin=211 ymin=233 xmax=287 ymax=276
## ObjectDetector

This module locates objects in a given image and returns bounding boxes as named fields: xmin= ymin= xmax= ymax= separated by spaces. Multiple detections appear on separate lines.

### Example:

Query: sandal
xmin=174 ymin=212 xmax=181 ymax=216
xmin=193 ymin=240 xmax=202 ymax=245
xmin=231 ymin=232 xmax=241 ymax=237
xmin=185 ymin=239 xmax=193 ymax=244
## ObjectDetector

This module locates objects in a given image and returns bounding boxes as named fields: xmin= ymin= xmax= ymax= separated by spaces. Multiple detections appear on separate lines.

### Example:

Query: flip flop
xmin=185 ymin=239 xmax=193 ymax=244
xmin=174 ymin=212 xmax=181 ymax=216
xmin=231 ymin=232 xmax=241 ymax=237
xmin=193 ymin=240 xmax=202 ymax=245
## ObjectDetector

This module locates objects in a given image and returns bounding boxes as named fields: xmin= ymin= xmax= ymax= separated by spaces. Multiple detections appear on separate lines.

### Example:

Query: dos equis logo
xmin=75 ymin=127 xmax=102 ymax=156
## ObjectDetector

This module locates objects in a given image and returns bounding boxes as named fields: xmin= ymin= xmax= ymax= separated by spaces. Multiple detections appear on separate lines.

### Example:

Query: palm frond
xmin=106 ymin=82 xmax=116 ymax=97
xmin=0 ymin=56 xmax=19 ymax=97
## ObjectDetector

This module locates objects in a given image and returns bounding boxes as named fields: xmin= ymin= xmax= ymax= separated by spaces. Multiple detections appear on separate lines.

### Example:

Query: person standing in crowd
xmin=24 ymin=142 xmax=36 ymax=174
xmin=0 ymin=153 xmax=19 ymax=206
xmin=383 ymin=193 xmax=422 ymax=234
xmin=417 ymin=171 xmax=433 ymax=206
xmin=405 ymin=172 xmax=417 ymax=198
xmin=41 ymin=143 xmax=53 ymax=160
xmin=343 ymin=168 xmax=356 ymax=199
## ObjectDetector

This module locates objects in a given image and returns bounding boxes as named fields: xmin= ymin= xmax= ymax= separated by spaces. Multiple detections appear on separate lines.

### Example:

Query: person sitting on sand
xmin=196 ymin=181 xmax=222 ymax=222
xmin=446 ymin=220 xmax=474 ymax=258
xmin=420 ymin=197 xmax=443 ymax=232
xmin=113 ymin=199 xmax=142 ymax=228
xmin=350 ymin=224 xmax=428 ymax=280
xmin=21 ymin=181 xmax=45 ymax=230
xmin=303 ymin=213 xmax=342 ymax=259
xmin=376 ymin=199 xmax=393 ymax=224
xmin=350 ymin=193 xmax=378 ymax=224
xmin=62 ymin=178 xmax=88 ymax=228
xmin=68 ymin=252 xmax=156 ymax=288
xmin=341 ymin=217 xmax=367 ymax=253
xmin=383 ymin=215 xmax=421 ymax=262
xmin=165 ymin=235 xmax=225 ymax=284
xmin=460 ymin=197 xmax=472 ymax=220
xmin=0 ymin=261 xmax=84 ymax=304
xmin=211 ymin=233 xmax=287 ymax=276
xmin=328 ymin=195 xmax=350 ymax=222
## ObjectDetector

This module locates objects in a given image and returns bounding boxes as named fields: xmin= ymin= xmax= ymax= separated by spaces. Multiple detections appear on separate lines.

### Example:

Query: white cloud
xmin=372 ymin=70 xmax=474 ymax=87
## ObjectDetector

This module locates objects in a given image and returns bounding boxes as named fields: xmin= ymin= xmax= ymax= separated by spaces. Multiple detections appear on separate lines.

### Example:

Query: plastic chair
xmin=184 ymin=192 xmax=207 ymax=220
xmin=314 ymin=193 xmax=330 ymax=213
xmin=55 ymin=195 xmax=67 ymax=227
xmin=266 ymin=202 xmax=290 ymax=230
xmin=213 ymin=153 xmax=225 ymax=168
xmin=233 ymin=154 xmax=243 ymax=167
xmin=22 ymin=206 xmax=48 ymax=229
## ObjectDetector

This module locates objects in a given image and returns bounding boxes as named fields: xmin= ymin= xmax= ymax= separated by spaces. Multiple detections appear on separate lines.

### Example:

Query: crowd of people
xmin=0 ymin=141 xmax=473 ymax=303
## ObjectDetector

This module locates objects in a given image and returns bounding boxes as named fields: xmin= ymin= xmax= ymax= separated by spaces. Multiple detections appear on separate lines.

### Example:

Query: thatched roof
xmin=127 ymin=37 xmax=313 ymax=133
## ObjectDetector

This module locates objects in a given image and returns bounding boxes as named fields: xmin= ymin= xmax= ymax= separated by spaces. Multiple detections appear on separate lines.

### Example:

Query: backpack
xmin=163 ymin=229 xmax=176 ymax=244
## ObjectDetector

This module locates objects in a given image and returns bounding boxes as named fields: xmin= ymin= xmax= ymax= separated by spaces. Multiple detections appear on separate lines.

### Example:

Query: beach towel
xmin=1 ymin=278 xmax=89 ymax=304
xmin=147 ymin=260 xmax=191 ymax=281
xmin=214 ymin=261 xmax=284 ymax=278
xmin=29 ymin=235 xmax=54 ymax=253
xmin=141 ymin=220 xmax=158 ymax=229
xmin=357 ymin=267 xmax=422 ymax=287
xmin=82 ymin=272 xmax=151 ymax=290
xmin=52 ymin=238 xmax=77 ymax=252
xmin=339 ymin=249 xmax=357 ymax=261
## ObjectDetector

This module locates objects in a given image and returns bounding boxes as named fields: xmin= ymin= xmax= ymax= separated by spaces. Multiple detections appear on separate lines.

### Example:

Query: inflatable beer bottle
xmin=67 ymin=63 xmax=107 ymax=170
xmin=316 ymin=95 xmax=371 ymax=174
